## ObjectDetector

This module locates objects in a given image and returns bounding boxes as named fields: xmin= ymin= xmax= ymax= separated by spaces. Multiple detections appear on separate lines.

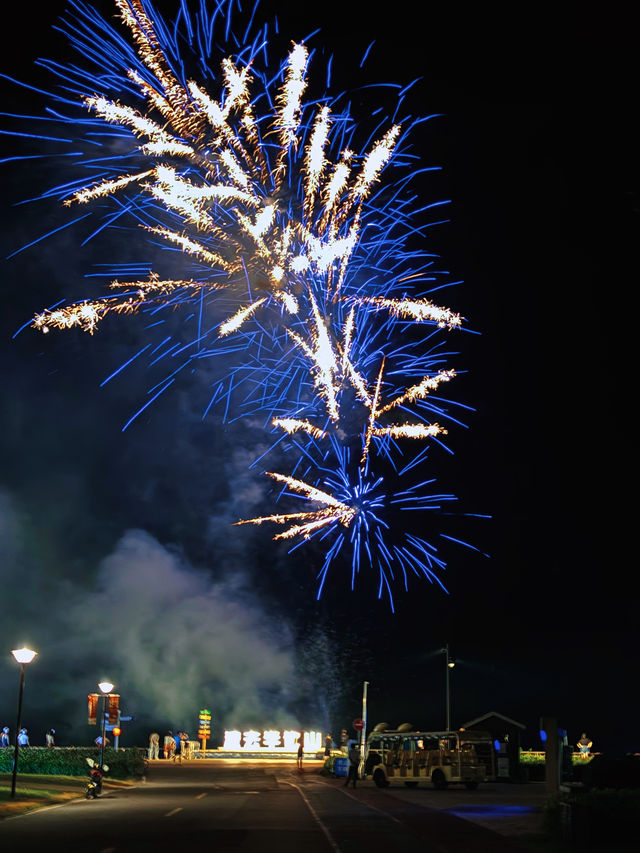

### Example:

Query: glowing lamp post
xmin=98 ymin=680 xmax=114 ymax=768
xmin=10 ymin=647 xmax=38 ymax=799
xmin=443 ymin=644 xmax=455 ymax=731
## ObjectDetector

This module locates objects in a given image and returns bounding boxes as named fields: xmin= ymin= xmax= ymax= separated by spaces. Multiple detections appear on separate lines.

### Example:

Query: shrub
xmin=0 ymin=747 xmax=145 ymax=779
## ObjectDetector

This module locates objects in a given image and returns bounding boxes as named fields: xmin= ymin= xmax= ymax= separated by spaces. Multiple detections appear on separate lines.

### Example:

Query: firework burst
xmin=6 ymin=0 xmax=483 ymax=605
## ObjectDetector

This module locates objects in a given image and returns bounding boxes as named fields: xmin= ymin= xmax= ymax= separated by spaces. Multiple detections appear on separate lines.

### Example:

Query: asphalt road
xmin=0 ymin=760 xmax=542 ymax=852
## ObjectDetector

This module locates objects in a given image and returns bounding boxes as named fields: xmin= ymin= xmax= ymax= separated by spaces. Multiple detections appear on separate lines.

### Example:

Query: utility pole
xmin=358 ymin=680 xmax=369 ymax=778
xmin=443 ymin=645 xmax=455 ymax=731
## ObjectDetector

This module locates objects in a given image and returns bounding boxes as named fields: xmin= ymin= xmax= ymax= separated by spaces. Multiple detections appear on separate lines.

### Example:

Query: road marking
xmin=164 ymin=807 xmax=183 ymax=817
xmin=195 ymin=793 xmax=207 ymax=799
xmin=315 ymin=779 xmax=449 ymax=853
xmin=316 ymin=779 xmax=403 ymax=825
xmin=340 ymin=787 xmax=402 ymax=825
xmin=281 ymin=781 xmax=341 ymax=853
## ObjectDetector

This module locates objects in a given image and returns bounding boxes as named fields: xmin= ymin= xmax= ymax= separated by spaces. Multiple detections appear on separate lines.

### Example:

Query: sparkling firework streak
xmin=234 ymin=441 xmax=470 ymax=611
xmin=6 ymin=0 xmax=483 ymax=606
xmin=30 ymin=0 xmax=402 ymax=340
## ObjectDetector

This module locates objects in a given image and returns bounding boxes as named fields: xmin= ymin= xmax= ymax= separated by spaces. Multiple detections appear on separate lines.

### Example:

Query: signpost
xmin=353 ymin=718 xmax=364 ymax=731
xmin=99 ymin=709 xmax=133 ymax=752
xmin=198 ymin=709 xmax=212 ymax=757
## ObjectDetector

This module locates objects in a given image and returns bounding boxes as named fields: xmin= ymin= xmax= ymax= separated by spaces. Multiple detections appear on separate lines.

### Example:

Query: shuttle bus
xmin=364 ymin=725 xmax=495 ymax=789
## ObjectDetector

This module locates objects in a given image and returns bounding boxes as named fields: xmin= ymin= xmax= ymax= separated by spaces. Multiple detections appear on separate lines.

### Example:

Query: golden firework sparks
xmin=359 ymin=296 xmax=462 ymax=329
xmin=272 ymin=418 xmax=327 ymax=440
xmin=376 ymin=369 xmax=456 ymax=414
xmin=235 ymin=471 xmax=356 ymax=540
xmin=371 ymin=423 xmax=447 ymax=439
xmin=35 ymin=8 xmax=406 ymax=339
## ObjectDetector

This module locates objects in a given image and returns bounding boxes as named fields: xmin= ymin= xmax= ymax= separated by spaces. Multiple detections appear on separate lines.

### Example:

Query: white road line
xmin=195 ymin=793 xmax=207 ymax=799
xmin=314 ymin=780 xmax=449 ymax=853
xmin=164 ymin=807 xmax=183 ymax=817
xmin=316 ymin=779 xmax=403 ymax=825
xmin=281 ymin=781 xmax=341 ymax=853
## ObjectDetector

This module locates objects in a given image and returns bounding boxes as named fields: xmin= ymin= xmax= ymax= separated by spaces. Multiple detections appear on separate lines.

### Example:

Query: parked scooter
xmin=85 ymin=757 xmax=109 ymax=799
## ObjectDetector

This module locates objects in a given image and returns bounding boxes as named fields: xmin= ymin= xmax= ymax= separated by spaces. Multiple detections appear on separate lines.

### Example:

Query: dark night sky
xmin=1 ymin=1 xmax=635 ymax=752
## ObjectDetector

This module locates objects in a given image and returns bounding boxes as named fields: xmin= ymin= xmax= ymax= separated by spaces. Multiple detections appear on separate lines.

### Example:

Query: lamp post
xmin=443 ymin=644 xmax=455 ymax=731
xmin=98 ymin=680 xmax=114 ymax=768
xmin=10 ymin=647 xmax=38 ymax=799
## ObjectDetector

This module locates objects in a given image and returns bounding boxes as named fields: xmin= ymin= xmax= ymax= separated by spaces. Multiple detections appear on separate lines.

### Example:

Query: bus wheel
xmin=465 ymin=781 xmax=479 ymax=790
xmin=432 ymin=770 xmax=448 ymax=790
xmin=373 ymin=770 xmax=389 ymax=788
xmin=404 ymin=781 xmax=419 ymax=788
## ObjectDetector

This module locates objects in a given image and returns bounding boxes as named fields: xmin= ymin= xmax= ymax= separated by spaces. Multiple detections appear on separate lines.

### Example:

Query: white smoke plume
xmin=0 ymin=489 xmax=297 ymax=743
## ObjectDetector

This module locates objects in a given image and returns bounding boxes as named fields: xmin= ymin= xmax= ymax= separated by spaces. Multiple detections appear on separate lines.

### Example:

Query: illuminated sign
xmin=198 ymin=709 xmax=212 ymax=739
xmin=222 ymin=730 xmax=322 ymax=751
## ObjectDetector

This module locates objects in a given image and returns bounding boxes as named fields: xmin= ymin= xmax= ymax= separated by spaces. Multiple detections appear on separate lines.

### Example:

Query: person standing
xmin=18 ymin=728 xmax=30 ymax=747
xmin=577 ymin=733 xmax=593 ymax=757
xmin=148 ymin=731 xmax=160 ymax=760
xmin=164 ymin=731 xmax=175 ymax=760
xmin=344 ymin=743 xmax=360 ymax=788
xmin=324 ymin=734 xmax=332 ymax=757
xmin=180 ymin=730 xmax=189 ymax=760
xmin=0 ymin=727 xmax=9 ymax=747
xmin=297 ymin=734 xmax=304 ymax=770
xmin=45 ymin=728 xmax=55 ymax=747
xmin=173 ymin=731 xmax=182 ymax=763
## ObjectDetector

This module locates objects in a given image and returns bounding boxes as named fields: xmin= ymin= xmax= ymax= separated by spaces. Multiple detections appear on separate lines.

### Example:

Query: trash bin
xmin=333 ymin=757 xmax=348 ymax=777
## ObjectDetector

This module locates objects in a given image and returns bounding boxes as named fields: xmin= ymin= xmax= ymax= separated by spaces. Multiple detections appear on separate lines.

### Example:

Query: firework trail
xmin=5 ymin=0 xmax=483 ymax=606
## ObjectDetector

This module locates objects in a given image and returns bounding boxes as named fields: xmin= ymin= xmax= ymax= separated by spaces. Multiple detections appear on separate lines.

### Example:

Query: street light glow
xmin=11 ymin=647 xmax=37 ymax=665
xmin=10 ymin=645 xmax=38 ymax=798
xmin=98 ymin=680 xmax=114 ymax=694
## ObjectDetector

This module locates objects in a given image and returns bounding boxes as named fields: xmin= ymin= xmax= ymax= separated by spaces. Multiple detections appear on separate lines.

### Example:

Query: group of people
xmin=147 ymin=730 xmax=191 ymax=761
xmin=0 ymin=726 xmax=52 ymax=747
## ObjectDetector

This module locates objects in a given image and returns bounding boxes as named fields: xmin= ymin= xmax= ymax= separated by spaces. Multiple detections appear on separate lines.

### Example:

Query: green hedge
xmin=519 ymin=750 xmax=594 ymax=766
xmin=0 ymin=747 xmax=145 ymax=779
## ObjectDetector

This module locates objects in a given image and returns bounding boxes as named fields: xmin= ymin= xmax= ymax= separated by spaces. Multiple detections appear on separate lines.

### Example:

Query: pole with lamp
xmin=97 ymin=680 xmax=114 ymax=768
xmin=10 ymin=647 xmax=38 ymax=799
xmin=443 ymin=644 xmax=455 ymax=731
xmin=358 ymin=681 xmax=369 ymax=779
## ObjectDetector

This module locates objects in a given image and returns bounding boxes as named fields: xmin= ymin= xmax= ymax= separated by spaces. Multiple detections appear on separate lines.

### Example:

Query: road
xmin=0 ymin=759 xmax=543 ymax=852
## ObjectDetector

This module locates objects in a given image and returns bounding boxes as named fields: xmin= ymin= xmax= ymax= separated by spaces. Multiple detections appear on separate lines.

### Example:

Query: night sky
xmin=1 ymin=1 xmax=635 ymax=753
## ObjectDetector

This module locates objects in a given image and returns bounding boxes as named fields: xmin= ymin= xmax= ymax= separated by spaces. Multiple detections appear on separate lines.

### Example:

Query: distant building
xmin=461 ymin=711 xmax=525 ymax=782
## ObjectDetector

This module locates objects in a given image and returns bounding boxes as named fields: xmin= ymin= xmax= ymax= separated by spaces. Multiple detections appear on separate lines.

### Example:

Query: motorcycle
xmin=85 ymin=757 xmax=109 ymax=799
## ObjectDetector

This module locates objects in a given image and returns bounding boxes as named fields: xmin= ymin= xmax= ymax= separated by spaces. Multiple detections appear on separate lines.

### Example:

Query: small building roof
xmin=461 ymin=711 xmax=525 ymax=730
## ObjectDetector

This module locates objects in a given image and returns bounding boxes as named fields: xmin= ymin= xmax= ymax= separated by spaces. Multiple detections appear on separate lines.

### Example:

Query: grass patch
xmin=0 ymin=773 xmax=133 ymax=819
xmin=0 ymin=779 xmax=82 ymax=818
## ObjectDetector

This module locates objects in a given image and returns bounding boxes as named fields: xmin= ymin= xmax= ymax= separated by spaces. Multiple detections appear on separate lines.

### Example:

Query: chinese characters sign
xmin=222 ymin=730 xmax=322 ymax=751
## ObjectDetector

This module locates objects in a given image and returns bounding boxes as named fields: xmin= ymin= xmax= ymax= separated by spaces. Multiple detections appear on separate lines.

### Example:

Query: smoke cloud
xmin=0 ymin=489 xmax=297 ymax=744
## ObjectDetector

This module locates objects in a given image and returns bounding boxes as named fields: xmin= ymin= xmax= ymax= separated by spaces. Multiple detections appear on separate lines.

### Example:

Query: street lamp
xmin=10 ymin=646 xmax=38 ymax=799
xmin=98 ymin=680 xmax=114 ymax=768
xmin=442 ymin=644 xmax=455 ymax=731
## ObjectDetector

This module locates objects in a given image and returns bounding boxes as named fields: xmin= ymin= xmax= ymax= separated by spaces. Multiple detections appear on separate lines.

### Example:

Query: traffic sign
xmin=353 ymin=718 xmax=364 ymax=731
